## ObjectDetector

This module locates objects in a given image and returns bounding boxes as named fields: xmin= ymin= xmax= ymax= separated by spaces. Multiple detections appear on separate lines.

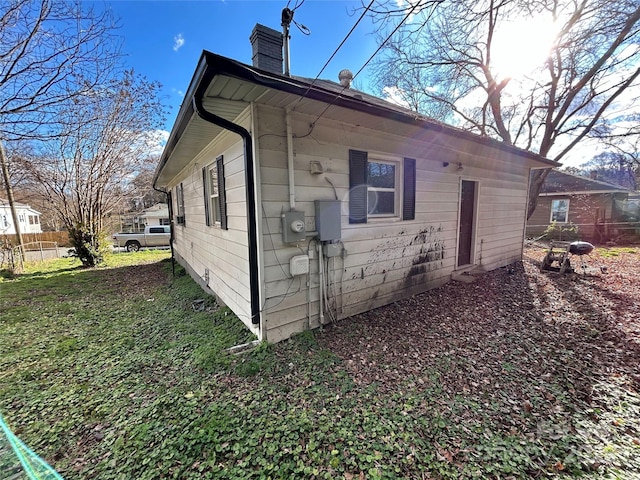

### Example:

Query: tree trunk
xmin=527 ymin=168 xmax=551 ymax=220
xmin=0 ymin=140 xmax=25 ymax=268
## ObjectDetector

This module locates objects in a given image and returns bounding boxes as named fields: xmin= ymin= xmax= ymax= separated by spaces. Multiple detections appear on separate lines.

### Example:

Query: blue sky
xmin=100 ymin=0 xmax=379 ymax=132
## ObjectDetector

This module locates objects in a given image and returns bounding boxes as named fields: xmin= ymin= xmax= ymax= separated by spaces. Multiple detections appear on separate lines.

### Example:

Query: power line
xmin=306 ymin=1 xmax=424 ymax=130
xmin=291 ymin=0 xmax=376 ymax=112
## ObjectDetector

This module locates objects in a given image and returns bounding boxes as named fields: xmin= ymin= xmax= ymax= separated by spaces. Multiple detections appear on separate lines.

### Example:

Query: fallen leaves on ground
xmin=314 ymin=243 xmax=640 ymax=476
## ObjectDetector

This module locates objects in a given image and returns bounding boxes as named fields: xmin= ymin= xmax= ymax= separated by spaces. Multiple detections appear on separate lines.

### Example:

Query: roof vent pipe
xmin=338 ymin=69 xmax=353 ymax=88
xmin=281 ymin=8 xmax=293 ymax=76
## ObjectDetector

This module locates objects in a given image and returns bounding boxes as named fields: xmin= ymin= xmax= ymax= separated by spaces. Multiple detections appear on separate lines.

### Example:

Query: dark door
xmin=458 ymin=180 xmax=476 ymax=266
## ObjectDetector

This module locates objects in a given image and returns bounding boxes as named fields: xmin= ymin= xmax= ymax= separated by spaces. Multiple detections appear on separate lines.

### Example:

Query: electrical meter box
xmin=314 ymin=200 xmax=341 ymax=241
xmin=282 ymin=210 xmax=306 ymax=243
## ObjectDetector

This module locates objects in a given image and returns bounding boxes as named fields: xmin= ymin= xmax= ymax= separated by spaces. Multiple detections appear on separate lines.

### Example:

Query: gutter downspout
xmin=153 ymin=185 xmax=176 ymax=277
xmin=192 ymin=95 xmax=262 ymax=328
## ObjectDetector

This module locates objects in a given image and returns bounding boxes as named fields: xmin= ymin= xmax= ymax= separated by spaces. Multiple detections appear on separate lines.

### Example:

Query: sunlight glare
xmin=491 ymin=16 xmax=559 ymax=80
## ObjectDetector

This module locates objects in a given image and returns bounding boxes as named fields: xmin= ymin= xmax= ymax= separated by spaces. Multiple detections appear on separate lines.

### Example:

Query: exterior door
xmin=458 ymin=180 xmax=476 ymax=266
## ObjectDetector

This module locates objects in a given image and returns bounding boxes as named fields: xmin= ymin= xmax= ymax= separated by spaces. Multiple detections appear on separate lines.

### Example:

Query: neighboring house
xmin=527 ymin=170 xmax=633 ymax=241
xmin=0 ymin=198 xmax=42 ymax=235
xmin=153 ymin=24 xmax=557 ymax=343
xmin=141 ymin=203 xmax=170 ymax=227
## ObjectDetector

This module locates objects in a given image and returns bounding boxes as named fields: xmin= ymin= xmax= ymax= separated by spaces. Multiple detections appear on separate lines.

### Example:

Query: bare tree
xmin=591 ymin=110 xmax=640 ymax=170
xmin=368 ymin=0 xmax=640 ymax=217
xmin=580 ymin=150 xmax=638 ymax=190
xmin=0 ymin=0 xmax=119 ymax=257
xmin=23 ymin=70 xmax=165 ymax=266
xmin=130 ymin=161 xmax=167 ymax=210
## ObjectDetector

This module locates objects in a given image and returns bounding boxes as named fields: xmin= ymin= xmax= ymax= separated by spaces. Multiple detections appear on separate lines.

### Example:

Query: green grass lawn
xmin=1 ymin=251 xmax=638 ymax=479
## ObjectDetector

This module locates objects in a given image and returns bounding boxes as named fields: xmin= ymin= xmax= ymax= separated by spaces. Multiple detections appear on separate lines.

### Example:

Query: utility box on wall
xmin=290 ymin=255 xmax=309 ymax=275
xmin=314 ymin=200 xmax=341 ymax=241
xmin=282 ymin=210 xmax=306 ymax=243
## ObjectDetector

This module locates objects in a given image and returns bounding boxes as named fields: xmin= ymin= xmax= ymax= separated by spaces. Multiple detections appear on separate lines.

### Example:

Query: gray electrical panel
xmin=282 ymin=210 xmax=306 ymax=243
xmin=315 ymin=200 xmax=341 ymax=241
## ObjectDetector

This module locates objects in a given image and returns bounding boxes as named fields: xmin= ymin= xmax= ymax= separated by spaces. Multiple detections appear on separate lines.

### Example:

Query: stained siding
xmin=256 ymin=106 xmax=532 ymax=342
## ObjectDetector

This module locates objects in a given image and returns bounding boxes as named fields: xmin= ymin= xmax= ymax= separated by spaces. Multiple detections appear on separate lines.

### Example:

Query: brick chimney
xmin=250 ymin=24 xmax=283 ymax=74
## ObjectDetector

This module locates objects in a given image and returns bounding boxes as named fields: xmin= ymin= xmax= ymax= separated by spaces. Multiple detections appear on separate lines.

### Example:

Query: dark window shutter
xmin=349 ymin=149 xmax=368 ymax=224
xmin=203 ymin=167 xmax=211 ymax=226
xmin=403 ymin=157 xmax=416 ymax=221
xmin=177 ymin=183 xmax=186 ymax=226
xmin=217 ymin=155 xmax=227 ymax=230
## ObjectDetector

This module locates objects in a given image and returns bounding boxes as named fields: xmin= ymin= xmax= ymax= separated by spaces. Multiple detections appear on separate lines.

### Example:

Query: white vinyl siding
xmin=168 ymin=115 xmax=254 ymax=333
xmin=256 ymin=105 xmax=531 ymax=342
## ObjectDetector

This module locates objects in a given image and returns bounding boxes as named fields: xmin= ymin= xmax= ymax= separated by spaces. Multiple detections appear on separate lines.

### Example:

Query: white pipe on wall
xmin=318 ymin=241 xmax=324 ymax=325
xmin=285 ymin=108 xmax=295 ymax=210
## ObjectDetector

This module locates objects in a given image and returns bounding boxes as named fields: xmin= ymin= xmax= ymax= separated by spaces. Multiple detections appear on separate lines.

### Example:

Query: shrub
xmin=67 ymin=224 xmax=110 ymax=267
xmin=543 ymin=221 xmax=580 ymax=241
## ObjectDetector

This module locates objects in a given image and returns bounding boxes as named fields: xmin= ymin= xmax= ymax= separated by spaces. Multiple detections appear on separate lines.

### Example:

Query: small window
xmin=148 ymin=227 xmax=166 ymax=234
xmin=159 ymin=218 xmax=170 ymax=225
xmin=203 ymin=155 xmax=227 ymax=229
xmin=19 ymin=214 xmax=25 ymax=223
xmin=1 ymin=215 xmax=7 ymax=227
xmin=367 ymin=161 xmax=397 ymax=216
xmin=176 ymin=183 xmax=185 ymax=225
xmin=349 ymin=150 xmax=416 ymax=224
xmin=550 ymin=199 xmax=569 ymax=223
xmin=29 ymin=215 xmax=35 ymax=225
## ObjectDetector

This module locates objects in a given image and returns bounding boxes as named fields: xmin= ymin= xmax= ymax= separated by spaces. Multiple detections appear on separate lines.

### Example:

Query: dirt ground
xmin=316 ymin=243 xmax=639 ymax=461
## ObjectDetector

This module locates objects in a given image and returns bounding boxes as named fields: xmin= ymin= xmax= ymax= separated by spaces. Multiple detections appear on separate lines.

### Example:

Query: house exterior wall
xmin=141 ymin=204 xmax=169 ymax=227
xmin=527 ymin=193 xmax=622 ymax=241
xmin=163 ymin=103 xmax=539 ymax=343
xmin=0 ymin=205 xmax=42 ymax=235
xmin=255 ymin=105 xmax=532 ymax=342
xmin=167 ymin=110 xmax=256 ymax=335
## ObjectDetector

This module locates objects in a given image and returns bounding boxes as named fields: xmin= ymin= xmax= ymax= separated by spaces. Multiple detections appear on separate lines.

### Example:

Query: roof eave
xmin=155 ymin=51 xmax=559 ymax=187
xmin=540 ymin=189 xmax=630 ymax=196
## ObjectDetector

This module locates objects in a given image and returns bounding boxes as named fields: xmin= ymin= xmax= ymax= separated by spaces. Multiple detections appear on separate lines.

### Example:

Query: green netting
xmin=0 ymin=413 xmax=63 ymax=480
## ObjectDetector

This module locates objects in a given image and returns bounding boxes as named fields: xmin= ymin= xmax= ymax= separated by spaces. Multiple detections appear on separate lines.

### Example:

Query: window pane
xmin=368 ymin=191 xmax=395 ymax=215
xmin=207 ymin=162 xmax=223 ymax=224
xmin=209 ymin=166 xmax=218 ymax=195
xmin=551 ymin=199 xmax=569 ymax=222
xmin=368 ymin=162 xmax=395 ymax=188
xmin=552 ymin=211 xmax=568 ymax=222
xmin=211 ymin=197 xmax=220 ymax=223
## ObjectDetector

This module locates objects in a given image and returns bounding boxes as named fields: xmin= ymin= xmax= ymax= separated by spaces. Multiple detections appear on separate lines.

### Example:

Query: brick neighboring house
xmin=526 ymin=170 xmax=634 ymax=242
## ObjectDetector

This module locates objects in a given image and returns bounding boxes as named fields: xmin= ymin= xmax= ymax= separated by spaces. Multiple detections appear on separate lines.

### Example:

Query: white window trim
xmin=176 ymin=183 xmax=185 ymax=225
xmin=207 ymin=162 xmax=221 ymax=226
xmin=367 ymin=157 xmax=402 ymax=220
xmin=550 ymin=198 xmax=570 ymax=223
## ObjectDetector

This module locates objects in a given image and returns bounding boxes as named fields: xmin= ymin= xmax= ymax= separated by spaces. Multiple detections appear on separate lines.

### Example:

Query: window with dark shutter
xmin=403 ymin=158 xmax=416 ymax=221
xmin=216 ymin=156 xmax=227 ymax=230
xmin=176 ymin=183 xmax=186 ymax=225
xmin=203 ymin=155 xmax=227 ymax=229
xmin=349 ymin=150 xmax=416 ymax=223
xmin=203 ymin=167 xmax=211 ymax=226
xmin=349 ymin=149 xmax=368 ymax=224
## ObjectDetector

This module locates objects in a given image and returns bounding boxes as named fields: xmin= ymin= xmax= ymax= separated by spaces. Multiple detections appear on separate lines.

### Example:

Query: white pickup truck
xmin=112 ymin=225 xmax=171 ymax=252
